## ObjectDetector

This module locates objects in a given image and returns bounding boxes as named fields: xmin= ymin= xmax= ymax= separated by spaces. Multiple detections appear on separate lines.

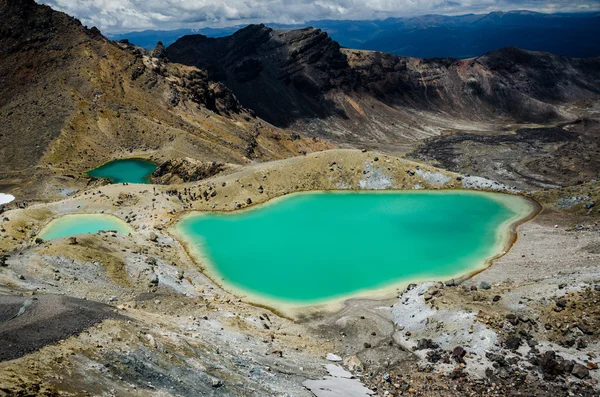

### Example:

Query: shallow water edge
xmin=171 ymin=190 xmax=540 ymax=317
xmin=38 ymin=213 xmax=134 ymax=241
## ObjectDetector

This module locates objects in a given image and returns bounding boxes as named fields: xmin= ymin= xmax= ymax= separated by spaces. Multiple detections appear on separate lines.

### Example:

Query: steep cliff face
xmin=167 ymin=25 xmax=352 ymax=127
xmin=168 ymin=25 xmax=600 ymax=145
xmin=0 ymin=3 xmax=330 ymax=199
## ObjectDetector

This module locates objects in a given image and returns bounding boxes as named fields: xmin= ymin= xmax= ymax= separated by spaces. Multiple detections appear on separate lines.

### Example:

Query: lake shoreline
xmin=37 ymin=213 xmax=134 ymax=241
xmin=171 ymin=189 xmax=540 ymax=318
xmin=87 ymin=158 xmax=158 ymax=184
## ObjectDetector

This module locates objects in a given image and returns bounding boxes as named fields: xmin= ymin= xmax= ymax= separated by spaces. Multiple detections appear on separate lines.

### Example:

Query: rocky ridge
xmin=167 ymin=25 xmax=600 ymax=147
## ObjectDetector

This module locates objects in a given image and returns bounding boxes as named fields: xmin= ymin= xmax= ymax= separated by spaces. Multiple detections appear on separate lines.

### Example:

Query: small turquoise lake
xmin=38 ymin=214 xmax=134 ymax=241
xmin=175 ymin=191 xmax=534 ymax=306
xmin=87 ymin=159 xmax=157 ymax=184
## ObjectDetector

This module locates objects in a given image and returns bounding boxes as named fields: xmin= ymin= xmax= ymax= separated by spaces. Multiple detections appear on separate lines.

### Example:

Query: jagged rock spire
xmin=152 ymin=41 xmax=168 ymax=60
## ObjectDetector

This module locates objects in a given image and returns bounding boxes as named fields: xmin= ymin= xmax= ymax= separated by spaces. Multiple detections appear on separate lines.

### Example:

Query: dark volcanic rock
xmin=0 ymin=294 xmax=126 ymax=362
xmin=410 ymin=121 xmax=600 ymax=190
xmin=167 ymin=25 xmax=349 ymax=127
xmin=451 ymin=346 xmax=467 ymax=363
xmin=416 ymin=338 xmax=439 ymax=350
xmin=571 ymin=363 xmax=590 ymax=379
xmin=539 ymin=351 xmax=567 ymax=380
xmin=167 ymin=26 xmax=600 ymax=132
xmin=151 ymin=41 xmax=168 ymax=60
xmin=152 ymin=159 xmax=227 ymax=184
xmin=503 ymin=335 xmax=521 ymax=351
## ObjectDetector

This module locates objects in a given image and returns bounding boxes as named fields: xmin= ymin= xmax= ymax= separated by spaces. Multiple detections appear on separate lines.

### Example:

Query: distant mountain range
xmin=109 ymin=11 xmax=600 ymax=58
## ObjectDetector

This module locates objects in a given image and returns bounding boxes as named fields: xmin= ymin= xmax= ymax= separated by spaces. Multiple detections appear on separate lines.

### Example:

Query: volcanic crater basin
xmin=37 ymin=214 xmax=134 ymax=241
xmin=87 ymin=159 xmax=158 ymax=184
xmin=173 ymin=190 xmax=537 ymax=313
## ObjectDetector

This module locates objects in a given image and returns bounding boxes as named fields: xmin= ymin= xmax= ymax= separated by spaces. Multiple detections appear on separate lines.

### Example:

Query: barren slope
xmin=0 ymin=0 xmax=330 ymax=201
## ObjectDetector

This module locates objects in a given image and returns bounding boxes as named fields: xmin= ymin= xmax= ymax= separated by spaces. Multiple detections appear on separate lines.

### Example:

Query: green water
xmin=87 ymin=159 xmax=157 ymax=184
xmin=175 ymin=191 xmax=532 ymax=304
xmin=38 ymin=214 xmax=133 ymax=241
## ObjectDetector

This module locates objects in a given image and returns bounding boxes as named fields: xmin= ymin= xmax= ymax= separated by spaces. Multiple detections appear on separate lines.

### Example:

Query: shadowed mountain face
xmin=0 ymin=1 xmax=329 ymax=199
xmin=168 ymin=25 xmax=600 ymax=141
xmin=167 ymin=25 xmax=350 ymax=128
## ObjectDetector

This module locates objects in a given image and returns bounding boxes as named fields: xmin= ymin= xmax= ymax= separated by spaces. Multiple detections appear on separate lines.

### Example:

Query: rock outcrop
xmin=152 ymin=158 xmax=231 ymax=184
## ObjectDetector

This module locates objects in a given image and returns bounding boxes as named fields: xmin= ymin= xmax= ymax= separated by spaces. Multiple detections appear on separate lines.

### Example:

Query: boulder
xmin=503 ymin=335 xmax=521 ymax=351
xmin=571 ymin=364 xmax=590 ymax=379
xmin=451 ymin=346 xmax=466 ymax=363
xmin=479 ymin=281 xmax=491 ymax=290
xmin=539 ymin=351 xmax=566 ymax=380
xmin=326 ymin=353 xmax=343 ymax=362
xmin=416 ymin=338 xmax=439 ymax=350
xmin=426 ymin=350 xmax=442 ymax=363
xmin=505 ymin=313 xmax=519 ymax=326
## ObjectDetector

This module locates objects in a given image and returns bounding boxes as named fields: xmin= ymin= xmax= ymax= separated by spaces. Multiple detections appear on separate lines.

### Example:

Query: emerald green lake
xmin=87 ymin=159 xmax=157 ymax=184
xmin=175 ymin=191 xmax=534 ymax=305
xmin=38 ymin=214 xmax=134 ymax=241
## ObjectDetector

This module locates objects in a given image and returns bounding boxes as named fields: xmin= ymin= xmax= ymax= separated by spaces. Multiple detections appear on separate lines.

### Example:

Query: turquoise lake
xmin=175 ymin=191 xmax=533 ymax=304
xmin=38 ymin=214 xmax=134 ymax=241
xmin=87 ymin=159 xmax=157 ymax=184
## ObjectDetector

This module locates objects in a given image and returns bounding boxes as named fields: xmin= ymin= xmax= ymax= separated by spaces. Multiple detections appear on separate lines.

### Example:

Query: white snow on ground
xmin=358 ymin=162 xmax=395 ymax=190
xmin=461 ymin=176 xmax=518 ymax=192
xmin=415 ymin=169 xmax=451 ymax=186
xmin=303 ymin=364 xmax=374 ymax=397
xmin=0 ymin=193 xmax=15 ymax=205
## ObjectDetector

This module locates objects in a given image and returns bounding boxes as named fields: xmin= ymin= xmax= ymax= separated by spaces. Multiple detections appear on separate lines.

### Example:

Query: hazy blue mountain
xmin=109 ymin=11 xmax=600 ymax=58
xmin=108 ymin=27 xmax=240 ymax=50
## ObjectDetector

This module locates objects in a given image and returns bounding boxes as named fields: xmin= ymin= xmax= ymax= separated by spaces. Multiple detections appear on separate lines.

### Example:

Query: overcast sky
xmin=37 ymin=0 xmax=600 ymax=33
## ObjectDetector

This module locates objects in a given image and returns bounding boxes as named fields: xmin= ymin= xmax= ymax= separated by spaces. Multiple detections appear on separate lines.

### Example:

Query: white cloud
xmin=36 ymin=0 xmax=600 ymax=33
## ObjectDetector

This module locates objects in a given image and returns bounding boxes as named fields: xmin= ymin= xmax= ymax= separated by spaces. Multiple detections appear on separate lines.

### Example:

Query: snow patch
xmin=0 ymin=193 xmax=15 ymax=205
xmin=303 ymin=364 xmax=374 ymax=397
xmin=415 ymin=169 xmax=451 ymax=186
xmin=461 ymin=176 xmax=518 ymax=192
xmin=358 ymin=162 xmax=395 ymax=190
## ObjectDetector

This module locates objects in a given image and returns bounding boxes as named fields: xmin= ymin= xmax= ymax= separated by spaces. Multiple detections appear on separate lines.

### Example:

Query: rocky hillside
xmin=167 ymin=25 xmax=600 ymax=147
xmin=0 ymin=0 xmax=330 ymax=200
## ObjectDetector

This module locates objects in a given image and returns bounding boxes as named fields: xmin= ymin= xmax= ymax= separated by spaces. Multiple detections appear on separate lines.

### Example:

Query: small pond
xmin=87 ymin=159 xmax=157 ymax=184
xmin=38 ymin=214 xmax=134 ymax=241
